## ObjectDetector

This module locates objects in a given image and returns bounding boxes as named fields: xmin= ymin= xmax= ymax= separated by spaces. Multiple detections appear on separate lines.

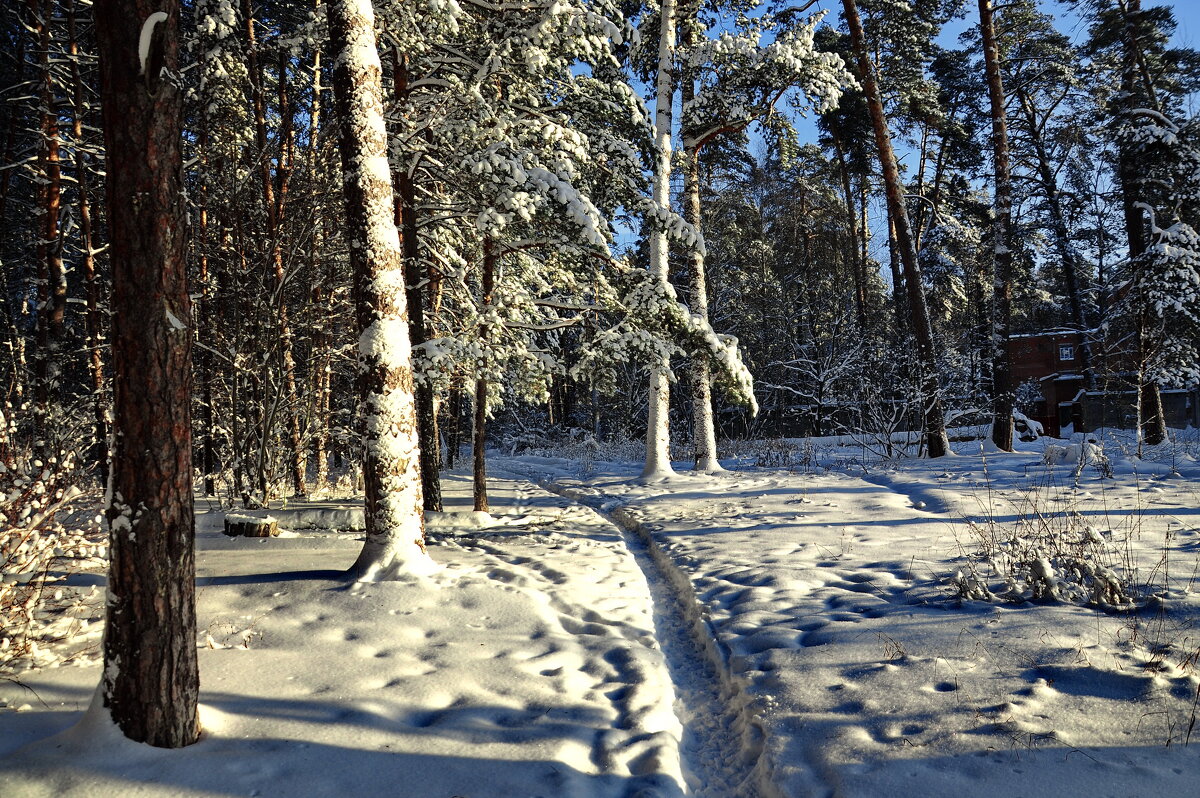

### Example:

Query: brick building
xmin=1007 ymin=329 xmax=1199 ymax=438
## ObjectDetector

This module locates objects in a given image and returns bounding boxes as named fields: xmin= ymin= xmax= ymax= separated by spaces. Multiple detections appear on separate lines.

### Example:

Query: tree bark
xmin=195 ymin=128 xmax=216 ymax=496
xmin=307 ymin=18 xmax=333 ymax=494
xmin=830 ymin=129 xmax=868 ymax=333
xmin=329 ymin=0 xmax=432 ymax=580
xmin=980 ymin=0 xmax=1015 ymax=452
xmin=392 ymin=51 xmax=442 ymax=511
xmin=843 ymin=0 xmax=949 ymax=457
xmin=473 ymin=238 xmax=496 ymax=513
xmin=94 ymin=0 xmax=199 ymax=747
xmin=679 ymin=19 xmax=721 ymax=474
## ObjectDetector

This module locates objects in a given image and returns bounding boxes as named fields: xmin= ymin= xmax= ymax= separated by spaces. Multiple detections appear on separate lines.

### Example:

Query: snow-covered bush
xmin=1042 ymin=439 xmax=1112 ymax=479
xmin=0 ymin=446 xmax=105 ymax=674
xmin=953 ymin=495 xmax=1136 ymax=609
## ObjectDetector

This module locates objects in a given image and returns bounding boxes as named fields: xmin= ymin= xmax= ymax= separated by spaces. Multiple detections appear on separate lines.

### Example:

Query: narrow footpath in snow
xmin=496 ymin=466 xmax=768 ymax=797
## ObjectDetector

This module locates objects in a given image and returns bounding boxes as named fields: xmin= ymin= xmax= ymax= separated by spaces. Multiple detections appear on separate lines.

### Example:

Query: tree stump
xmin=223 ymin=516 xmax=278 ymax=538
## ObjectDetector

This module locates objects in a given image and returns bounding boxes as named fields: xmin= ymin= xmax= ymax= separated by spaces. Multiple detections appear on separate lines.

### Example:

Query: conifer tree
xmin=94 ymin=0 xmax=200 ymax=747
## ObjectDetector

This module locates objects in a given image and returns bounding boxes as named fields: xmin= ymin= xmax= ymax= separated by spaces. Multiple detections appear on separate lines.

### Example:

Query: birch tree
xmin=642 ymin=0 xmax=679 ymax=481
xmin=678 ymin=8 xmax=852 ymax=471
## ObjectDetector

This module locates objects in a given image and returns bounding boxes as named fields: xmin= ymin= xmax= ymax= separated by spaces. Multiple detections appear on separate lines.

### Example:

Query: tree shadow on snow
xmin=0 ymin=692 xmax=685 ymax=798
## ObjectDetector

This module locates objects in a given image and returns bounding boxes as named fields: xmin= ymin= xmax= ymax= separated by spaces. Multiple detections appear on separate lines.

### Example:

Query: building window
xmin=1059 ymin=344 xmax=1075 ymax=361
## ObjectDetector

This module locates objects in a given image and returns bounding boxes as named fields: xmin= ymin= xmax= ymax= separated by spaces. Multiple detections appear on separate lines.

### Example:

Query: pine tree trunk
xmin=308 ymin=25 xmax=333 ymax=494
xmin=392 ymin=51 xmax=441 ymax=511
xmin=329 ymin=0 xmax=431 ymax=580
xmin=1140 ymin=375 xmax=1166 ymax=446
xmin=473 ymin=376 xmax=488 ymax=512
xmin=94 ymin=0 xmax=199 ymax=747
xmin=473 ymin=238 xmax=496 ymax=512
xmin=980 ymin=0 xmax=1014 ymax=452
xmin=196 ymin=132 xmax=216 ymax=496
xmin=446 ymin=383 xmax=463 ymax=469
xmin=831 ymin=131 xmax=868 ymax=333
xmin=843 ymin=0 xmax=949 ymax=458
xmin=642 ymin=0 xmax=678 ymax=480
xmin=275 ymin=52 xmax=307 ymax=498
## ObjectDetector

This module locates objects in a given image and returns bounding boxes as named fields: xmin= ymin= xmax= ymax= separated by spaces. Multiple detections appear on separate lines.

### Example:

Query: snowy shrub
xmin=0 ymin=447 xmax=105 ymax=675
xmin=1042 ymin=440 xmax=1112 ymax=479
xmin=953 ymin=493 xmax=1137 ymax=609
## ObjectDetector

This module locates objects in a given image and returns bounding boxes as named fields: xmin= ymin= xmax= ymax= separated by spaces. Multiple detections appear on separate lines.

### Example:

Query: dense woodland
xmin=3 ymin=0 xmax=1200 ymax=751
xmin=4 ymin=0 xmax=1200 ymax=503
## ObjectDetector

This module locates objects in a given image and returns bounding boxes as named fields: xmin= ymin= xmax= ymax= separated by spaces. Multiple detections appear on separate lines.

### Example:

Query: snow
xmin=1 ymin=474 xmax=683 ymax=796
xmin=137 ymin=12 xmax=168 ymax=77
xmin=5 ymin=437 xmax=1200 ymax=795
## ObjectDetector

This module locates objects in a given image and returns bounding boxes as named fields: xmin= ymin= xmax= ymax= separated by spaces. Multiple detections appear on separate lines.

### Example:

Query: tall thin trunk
xmin=831 ymin=130 xmax=867 ymax=332
xmin=307 ymin=15 xmax=333 ymax=494
xmin=446 ymin=382 xmax=463 ymax=469
xmin=275 ymin=47 xmax=306 ymax=496
xmin=392 ymin=50 xmax=441 ymax=510
xmin=230 ymin=222 xmax=250 ymax=506
xmin=980 ymin=0 xmax=1014 ymax=452
xmin=642 ymin=0 xmax=678 ymax=480
xmin=843 ymin=0 xmax=949 ymax=457
xmin=94 ymin=0 xmax=199 ymax=747
xmin=329 ymin=0 xmax=431 ymax=579
xmin=196 ymin=131 xmax=216 ymax=495
xmin=32 ymin=0 xmax=65 ymax=443
xmin=68 ymin=0 xmax=109 ymax=479
xmin=679 ymin=18 xmax=721 ymax=474
xmin=473 ymin=238 xmax=496 ymax=513
xmin=472 ymin=375 xmax=488 ymax=512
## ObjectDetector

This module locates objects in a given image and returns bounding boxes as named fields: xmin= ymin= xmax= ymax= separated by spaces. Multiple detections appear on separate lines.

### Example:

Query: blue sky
xmin=1158 ymin=2 xmax=1200 ymax=47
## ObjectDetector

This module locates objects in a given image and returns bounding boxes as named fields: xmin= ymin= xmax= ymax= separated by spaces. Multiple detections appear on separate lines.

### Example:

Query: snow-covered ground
xmin=4 ymin=432 xmax=1200 ymax=796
